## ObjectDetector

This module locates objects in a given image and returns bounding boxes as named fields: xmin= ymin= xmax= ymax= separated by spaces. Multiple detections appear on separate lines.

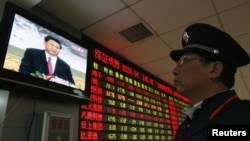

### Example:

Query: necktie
xmin=47 ymin=57 xmax=53 ymax=75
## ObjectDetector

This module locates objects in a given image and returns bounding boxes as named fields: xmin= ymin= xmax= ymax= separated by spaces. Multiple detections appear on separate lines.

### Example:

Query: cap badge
xmin=183 ymin=32 xmax=189 ymax=44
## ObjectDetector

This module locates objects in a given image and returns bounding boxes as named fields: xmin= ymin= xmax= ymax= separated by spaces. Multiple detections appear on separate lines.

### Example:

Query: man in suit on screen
xmin=19 ymin=35 xmax=75 ymax=86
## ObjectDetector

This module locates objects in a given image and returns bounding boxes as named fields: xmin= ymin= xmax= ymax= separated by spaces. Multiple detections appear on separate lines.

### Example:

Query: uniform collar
xmin=182 ymin=101 xmax=203 ymax=119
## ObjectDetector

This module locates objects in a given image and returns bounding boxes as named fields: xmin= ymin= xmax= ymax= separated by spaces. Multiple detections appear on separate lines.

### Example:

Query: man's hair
xmin=44 ymin=35 xmax=62 ymax=49
xmin=198 ymin=52 xmax=236 ymax=89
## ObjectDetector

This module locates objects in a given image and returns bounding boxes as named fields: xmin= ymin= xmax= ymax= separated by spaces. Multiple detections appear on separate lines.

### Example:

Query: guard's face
xmin=44 ymin=39 xmax=61 ymax=56
xmin=172 ymin=53 xmax=211 ymax=98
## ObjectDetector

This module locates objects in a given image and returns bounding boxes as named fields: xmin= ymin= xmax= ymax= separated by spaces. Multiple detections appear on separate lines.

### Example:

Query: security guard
xmin=170 ymin=23 xmax=250 ymax=141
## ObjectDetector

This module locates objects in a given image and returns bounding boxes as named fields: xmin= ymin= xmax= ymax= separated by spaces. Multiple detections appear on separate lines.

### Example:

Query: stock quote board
xmin=79 ymin=42 xmax=190 ymax=141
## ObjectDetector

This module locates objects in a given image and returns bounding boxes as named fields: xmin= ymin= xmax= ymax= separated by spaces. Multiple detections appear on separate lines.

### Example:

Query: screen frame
xmin=0 ymin=2 xmax=92 ymax=103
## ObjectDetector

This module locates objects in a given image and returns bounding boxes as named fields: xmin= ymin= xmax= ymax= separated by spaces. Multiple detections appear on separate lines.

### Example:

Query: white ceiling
xmin=2 ymin=0 xmax=250 ymax=99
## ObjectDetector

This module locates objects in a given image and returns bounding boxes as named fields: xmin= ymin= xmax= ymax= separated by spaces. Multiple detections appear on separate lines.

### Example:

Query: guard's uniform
xmin=175 ymin=90 xmax=250 ymax=141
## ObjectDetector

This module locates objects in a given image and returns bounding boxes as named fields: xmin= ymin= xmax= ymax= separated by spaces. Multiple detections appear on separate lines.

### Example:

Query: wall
xmin=0 ymin=90 xmax=80 ymax=141
xmin=0 ymin=90 xmax=9 ymax=140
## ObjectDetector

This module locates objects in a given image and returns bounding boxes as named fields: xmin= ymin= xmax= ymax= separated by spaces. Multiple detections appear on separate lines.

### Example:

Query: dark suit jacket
xmin=19 ymin=48 xmax=75 ymax=84
xmin=175 ymin=90 xmax=250 ymax=141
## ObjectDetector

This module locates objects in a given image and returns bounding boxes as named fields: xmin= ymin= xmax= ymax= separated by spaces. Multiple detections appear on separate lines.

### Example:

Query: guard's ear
xmin=209 ymin=61 xmax=223 ymax=78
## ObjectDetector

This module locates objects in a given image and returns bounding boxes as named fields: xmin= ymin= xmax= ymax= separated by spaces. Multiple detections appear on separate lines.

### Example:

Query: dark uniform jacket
xmin=175 ymin=90 xmax=250 ymax=141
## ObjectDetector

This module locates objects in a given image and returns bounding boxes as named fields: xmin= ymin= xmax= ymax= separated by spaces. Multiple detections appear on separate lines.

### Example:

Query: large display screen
xmin=0 ymin=2 xmax=92 ymax=102
xmin=79 ymin=45 xmax=190 ymax=140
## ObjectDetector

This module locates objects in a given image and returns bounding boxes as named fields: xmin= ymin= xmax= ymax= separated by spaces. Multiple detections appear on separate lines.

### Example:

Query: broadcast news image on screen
xmin=3 ymin=14 xmax=89 ymax=91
